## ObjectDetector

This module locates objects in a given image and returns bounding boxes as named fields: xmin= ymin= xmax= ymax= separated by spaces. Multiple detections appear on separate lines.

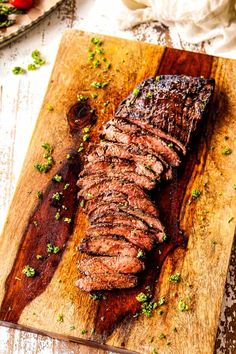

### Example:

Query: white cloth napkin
xmin=96 ymin=0 xmax=236 ymax=59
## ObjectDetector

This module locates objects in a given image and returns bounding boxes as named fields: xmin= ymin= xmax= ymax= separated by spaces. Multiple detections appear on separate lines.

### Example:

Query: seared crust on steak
xmin=76 ymin=75 xmax=214 ymax=292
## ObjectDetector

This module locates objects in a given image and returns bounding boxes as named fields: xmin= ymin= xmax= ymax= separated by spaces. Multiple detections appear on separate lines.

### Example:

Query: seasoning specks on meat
xmin=76 ymin=75 xmax=214 ymax=292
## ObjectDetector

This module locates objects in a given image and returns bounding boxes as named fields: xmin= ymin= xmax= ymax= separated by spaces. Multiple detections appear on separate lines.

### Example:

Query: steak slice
xmin=87 ymin=224 xmax=156 ymax=250
xmin=82 ymin=156 xmax=157 ymax=181
xmin=88 ymin=141 xmax=164 ymax=178
xmin=108 ymin=117 xmax=186 ymax=155
xmin=89 ymin=203 xmax=164 ymax=235
xmin=103 ymin=124 xmax=180 ymax=167
xmin=80 ymin=235 xmax=140 ymax=257
xmin=76 ymin=273 xmax=138 ymax=291
xmin=85 ymin=193 xmax=158 ymax=217
xmin=116 ymin=75 xmax=214 ymax=145
xmin=78 ymin=256 xmax=144 ymax=275
xmin=94 ymin=212 xmax=149 ymax=231
xmin=78 ymin=180 xmax=158 ymax=216
xmin=77 ymin=171 xmax=155 ymax=191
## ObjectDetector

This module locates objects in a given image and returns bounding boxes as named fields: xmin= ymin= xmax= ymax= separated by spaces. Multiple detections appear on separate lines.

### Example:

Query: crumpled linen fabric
xmin=116 ymin=0 xmax=236 ymax=58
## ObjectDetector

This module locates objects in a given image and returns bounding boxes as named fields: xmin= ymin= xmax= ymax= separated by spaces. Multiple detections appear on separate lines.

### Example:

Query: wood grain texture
xmin=0 ymin=29 xmax=235 ymax=354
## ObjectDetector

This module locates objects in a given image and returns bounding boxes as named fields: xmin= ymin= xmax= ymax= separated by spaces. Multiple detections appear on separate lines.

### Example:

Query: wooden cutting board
xmin=0 ymin=30 xmax=235 ymax=354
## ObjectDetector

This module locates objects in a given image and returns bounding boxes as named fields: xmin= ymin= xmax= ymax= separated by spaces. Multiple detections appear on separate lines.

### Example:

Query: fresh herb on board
xmin=34 ymin=143 xmax=54 ymax=173
xmin=221 ymin=147 xmax=232 ymax=155
xmin=178 ymin=300 xmax=189 ymax=312
xmin=12 ymin=66 xmax=26 ymax=75
xmin=22 ymin=265 xmax=35 ymax=277
xmin=191 ymin=189 xmax=201 ymax=199
xmin=47 ymin=243 xmax=60 ymax=254
xmin=169 ymin=273 xmax=181 ymax=283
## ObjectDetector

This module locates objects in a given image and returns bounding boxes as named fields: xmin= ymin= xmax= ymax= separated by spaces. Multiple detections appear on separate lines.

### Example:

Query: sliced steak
xmin=87 ymin=224 xmax=156 ymax=250
xmin=116 ymin=75 xmax=214 ymax=146
xmin=80 ymin=235 xmax=140 ymax=257
xmin=78 ymin=181 xmax=158 ymax=217
xmin=76 ymin=273 xmax=138 ymax=291
xmin=78 ymin=256 xmax=144 ymax=275
xmin=94 ymin=212 xmax=149 ymax=231
xmin=103 ymin=124 xmax=181 ymax=167
xmin=87 ymin=141 xmax=164 ymax=178
xmin=80 ymin=156 xmax=156 ymax=181
xmin=77 ymin=171 xmax=155 ymax=191
xmin=108 ymin=117 xmax=186 ymax=155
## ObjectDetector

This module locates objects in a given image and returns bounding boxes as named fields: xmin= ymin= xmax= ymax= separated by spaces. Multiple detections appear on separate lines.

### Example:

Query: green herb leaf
xmin=22 ymin=265 xmax=35 ymax=278
xmin=12 ymin=66 xmax=26 ymax=75
xmin=169 ymin=273 xmax=181 ymax=283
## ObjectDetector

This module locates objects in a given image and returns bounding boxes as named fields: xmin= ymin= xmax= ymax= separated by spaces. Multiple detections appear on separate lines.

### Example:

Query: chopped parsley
xmin=87 ymin=193 xmax=93 ymax=199
xmin=88 ymin=52 xmax=95 ymax=61
xmin=55 ymin=211 xmax=61 ymax=221
xmin=133 ymin=88 xmax=140 ymax=96
xmin=66 ymin=154 xmax=72 ymax=159
xmin=81 ymin=329 xmax=87 ymax=335
xmin=91 ymin=37 xmax=103 ymax=46
xmin=52 ymin=174 xmax=62 ymax=182
xmin=57 ymin=313 xmax=64 ymax=322
xmin=144 ymin=164 xmax=152 ymax=171
xmin=36 ymin=191 xmax=43 ymax=199
xmin=91 ymin=93 xmax=98 ymax=99
xmin=141 ymin=301 xmax=158 ymax=317
xmin=64 ymin=217 xmax=72 ymax=224
xmin=52 ymin=192 xmax=62 ymax=201
xmin=64 ymin=183 xmax=70 ymax=190
xmin=162 ymin=234 xmax=168 ymax=242
xmin=90 ymin=293 xmax=103 ymax=300
xmin=155 ymin=76 xmax=160 ymax=81
xmin=80 ymin=199 xmax=85 ymax=208
xmin=91 ymin=81 xmax=108 ymax=89
xmin=221 ymin=147 xmax=232 ymax=155
xmin=78 ymin=143 xmax=84 ymax=153
xmin=169 ymin=273 xmax=181 ymax=283
xmin=77 ymin=94 xmax=88 ymax=102
xmin=33 ymin=220 xmax=39 ymax=227
xmin=178 ymin=300 xmax=189 ymax=312
xmin=152 ymin=349 xmax=158 ymax=354
xmin=36 ymin=255 xmax=43 ymax=260
xmin=167 ymin=143 xmax=173 ymax=148
xmin=31 ymin=50 xmax=46 ymax=66
xmin=136 ymin=292 xmax=149 ymax=302
xmin=82 ymin=126 xmax=90 ymax=133
xmin=27 ymin=64 xmax=37 ymax=71
xmin=157 ymin=297 xmax=166 ymax=306
xmin=158 ymin=333 xmax=166 ymax=339
xmin=83 ymin=134 xmax=90 ymax=142
xmin=191 ymin=189 xmax=201 ymax=199
xmin=22 ymin=265 xmax=35 ymax=278
xmin=47 ymin=243 xmax=60 ymax=254
xmin=42 ymin=142 xmax=53 ymax=154
xmin=92 ymin=59 xmax=101 ymax=68
xmin=137 ymin=249 xmax=144 ymax=258
xmin=34 ymin=143 xmax=54 ymax=173
xmin=12 ymin=66 xmax=26 ymax=75
xmin=47 ymin=104 xmax=54 ymax=111
xmin=146 ymin=92 xmax=153 ymax=99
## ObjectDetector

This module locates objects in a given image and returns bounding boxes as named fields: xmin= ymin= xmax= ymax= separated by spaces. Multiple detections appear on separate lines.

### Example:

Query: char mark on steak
xmin=76 ymin=75 xmax=215 ymax=292
xmin=116 ymin=75 xmax=214 ymax=146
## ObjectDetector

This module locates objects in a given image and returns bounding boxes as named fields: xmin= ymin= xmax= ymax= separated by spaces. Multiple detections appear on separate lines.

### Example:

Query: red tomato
xmin=10 ymin=0 xmax=33 ymax=10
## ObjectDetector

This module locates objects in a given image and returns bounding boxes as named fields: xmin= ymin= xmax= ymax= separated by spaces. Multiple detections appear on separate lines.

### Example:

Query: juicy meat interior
xmin=76 ymin=75 xmax=214 ymax=292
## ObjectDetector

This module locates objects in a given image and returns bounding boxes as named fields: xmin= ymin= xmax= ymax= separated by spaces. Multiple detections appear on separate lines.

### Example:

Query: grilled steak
xmin=87 ymin=225 xmax=157 ymax=250
xmin=76 ymin=273 xmax=138 ymax=291
xmin=76 ymin=75 xmax=214 ymax=292
xmin=88 ymin=141 xmax=164 ymax=177
xmin=116 ymin=75 xmax=214 ymax=145
xmin=78 ymin=256 xmax=144 ymax=275
xmin=80 ymin=235 xmax=140 ymax=257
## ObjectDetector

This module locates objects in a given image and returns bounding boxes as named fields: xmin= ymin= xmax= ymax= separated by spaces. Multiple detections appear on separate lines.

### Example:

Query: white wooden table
xmin=0 ymin=0 xmax=235 ymax=353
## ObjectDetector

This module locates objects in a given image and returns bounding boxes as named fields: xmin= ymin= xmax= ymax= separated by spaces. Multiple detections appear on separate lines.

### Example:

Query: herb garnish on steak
xmin=76 ymin=75 xmax=214 ymax=292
